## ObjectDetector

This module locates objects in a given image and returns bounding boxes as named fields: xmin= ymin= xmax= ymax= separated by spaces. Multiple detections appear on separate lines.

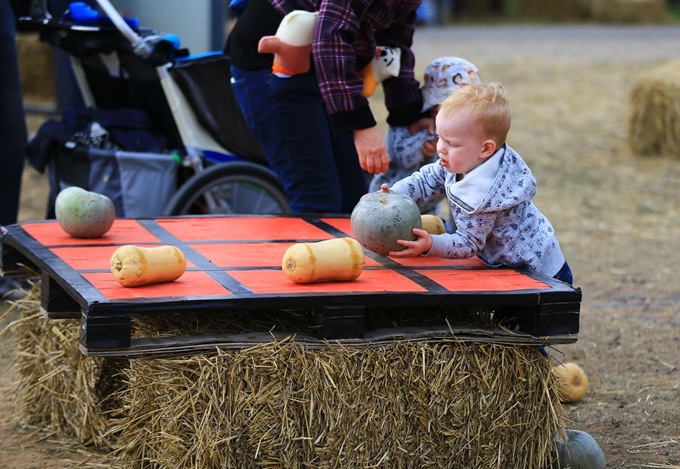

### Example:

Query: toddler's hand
xmin=422 ymin=140 xmax=437 ymax=159
xmin=389 ymin=228 xmax=433 ymax=258
xmin=408 ymin=117 xmax=435 ymax=136
xmin=361 ymin=184 xmax=391 ymax=200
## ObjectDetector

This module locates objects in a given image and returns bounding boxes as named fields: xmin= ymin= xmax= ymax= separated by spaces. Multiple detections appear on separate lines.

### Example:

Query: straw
xmin=629 ymin=60 xmax=680 ymax=158
xmin=1 ymin=283 xmax=126 ymax=449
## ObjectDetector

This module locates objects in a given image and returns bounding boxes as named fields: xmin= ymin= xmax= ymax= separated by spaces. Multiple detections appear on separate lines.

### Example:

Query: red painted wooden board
xmin=1 ymin=215 xmax=580 ymax=351
xmin=15 ymin=216 xmax=551 ymax=300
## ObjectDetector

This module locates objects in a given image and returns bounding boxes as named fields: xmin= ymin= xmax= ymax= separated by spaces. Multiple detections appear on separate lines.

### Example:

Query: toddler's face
xmin=435 ymin=112 xmax=489 ymax=175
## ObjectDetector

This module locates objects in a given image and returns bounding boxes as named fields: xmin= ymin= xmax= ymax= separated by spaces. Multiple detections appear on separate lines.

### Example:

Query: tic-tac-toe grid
xmin=1 ymin=216 xmax=580 ymax=356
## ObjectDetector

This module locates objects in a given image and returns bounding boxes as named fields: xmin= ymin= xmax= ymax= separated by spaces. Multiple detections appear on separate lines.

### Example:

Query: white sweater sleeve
xmin=391 ymin=160 xmax=447 ymax=206
xmin=428 ymin=210 xmax=497 ymax=259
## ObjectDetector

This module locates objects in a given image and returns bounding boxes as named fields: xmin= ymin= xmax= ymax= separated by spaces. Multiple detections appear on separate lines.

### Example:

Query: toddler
xmin=369 ymin=57 xmax=480 ymax=229
xmin=380 ymin=81 xmax=572 ymax=284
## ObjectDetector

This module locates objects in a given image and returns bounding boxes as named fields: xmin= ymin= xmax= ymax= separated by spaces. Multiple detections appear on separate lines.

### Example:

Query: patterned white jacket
xmin=391 ymin=144 xmax=566 ymax=277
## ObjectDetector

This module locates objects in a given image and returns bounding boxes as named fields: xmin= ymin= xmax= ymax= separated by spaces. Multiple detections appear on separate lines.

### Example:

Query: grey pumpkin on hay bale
xmin=629 ymin=59 xmax=680 ymax=158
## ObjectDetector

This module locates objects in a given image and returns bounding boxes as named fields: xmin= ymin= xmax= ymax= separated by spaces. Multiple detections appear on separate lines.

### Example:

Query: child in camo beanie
xmin=369 ymin=57 xmax=480 ymax=231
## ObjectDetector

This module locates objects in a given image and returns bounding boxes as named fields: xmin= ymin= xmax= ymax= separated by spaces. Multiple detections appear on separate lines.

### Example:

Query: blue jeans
xmin=0 ymin=0 xmax=27 ymax=226
xmin=229 ymin=65 xmax=367 ymax=214
xmin=553 ymin=261 xmax=573 ymax=285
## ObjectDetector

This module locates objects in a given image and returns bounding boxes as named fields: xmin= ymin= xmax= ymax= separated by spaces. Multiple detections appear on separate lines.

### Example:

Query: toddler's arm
xmin=391 ymin=160 xmax=447 ymax=206
xmin=427 ymin=211 xmax=497 ymax=259
xmin=389 ymin=127 xmax=436 ymax=170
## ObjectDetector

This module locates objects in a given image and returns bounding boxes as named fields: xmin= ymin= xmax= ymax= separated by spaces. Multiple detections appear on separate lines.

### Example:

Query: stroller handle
xmin=94 ymin=0 xmax=154 ymax=58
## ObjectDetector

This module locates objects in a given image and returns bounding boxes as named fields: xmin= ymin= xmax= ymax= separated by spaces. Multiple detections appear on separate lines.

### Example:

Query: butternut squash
xmin=552 ymin=362 xmax=589 ymax=403
xmin=110 ymin=245 xmax=186 ymax=287
xmin=421 ymin=214 xmax=446 ymax=235
xmin=282 ymin=237 xmax=365 ymax=284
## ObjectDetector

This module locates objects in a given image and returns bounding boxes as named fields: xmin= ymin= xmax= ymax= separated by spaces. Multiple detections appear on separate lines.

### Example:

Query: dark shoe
xmin=0 ymin=276 xmax=27 ymax=301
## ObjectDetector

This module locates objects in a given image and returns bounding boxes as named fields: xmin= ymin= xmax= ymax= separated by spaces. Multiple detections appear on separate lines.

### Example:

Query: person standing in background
xmin=225 ymin=0 xmax=432 ymax=215
xmin=0 ymin=0 xmax=29 ymax=299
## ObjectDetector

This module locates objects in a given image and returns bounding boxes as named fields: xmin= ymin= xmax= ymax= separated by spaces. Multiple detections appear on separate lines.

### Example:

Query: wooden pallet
xmin=1 ymin=216 xmax=581 ymax=357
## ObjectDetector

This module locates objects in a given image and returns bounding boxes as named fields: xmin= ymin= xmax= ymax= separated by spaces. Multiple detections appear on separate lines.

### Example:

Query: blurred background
xmin=17 ymin=0 xmax=680 ymax=221
xmin=16 ymin=0 xmax=680 ymax=117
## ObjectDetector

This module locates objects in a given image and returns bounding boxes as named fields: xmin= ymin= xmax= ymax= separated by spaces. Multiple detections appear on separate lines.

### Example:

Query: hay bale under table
xmin=3 ymin=287 xmax=567 ymax=468
xmin=1 ymin=284 xmax=126 ymax=449
xmin=108 ymin=339 xmax=565 ymax=469
xmin=628 ymin=59 xmax=680 ymax=158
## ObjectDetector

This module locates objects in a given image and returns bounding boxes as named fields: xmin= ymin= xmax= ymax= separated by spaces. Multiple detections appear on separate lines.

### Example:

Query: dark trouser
xmin=0 ymin=0 xmax=27 ymax=227
xmin=229 ymin=65 xmax=367 ymax=214
xmin=553 ymin=261 xmax=573 ymax=286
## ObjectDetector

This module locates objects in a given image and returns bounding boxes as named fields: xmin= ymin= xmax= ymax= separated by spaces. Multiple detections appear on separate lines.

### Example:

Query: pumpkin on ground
xmin=55 ymin=186 xmax=115 ymax=238
xmin=550 ymin=429 xmax=606 ymax=469
xmin=110 ymin=245 xmax=186 ymax=287
xmin=282 ymin=237 xmax=364 ymax=284
xmin=350 ymin=192 xmax=422 ymax=255
xmin=553 ymin=362 xmax=589 ymax=403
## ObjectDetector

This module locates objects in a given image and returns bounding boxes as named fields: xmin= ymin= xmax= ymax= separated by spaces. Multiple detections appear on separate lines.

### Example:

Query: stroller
xmin=23 ymin=0 xmax=290 ymax=218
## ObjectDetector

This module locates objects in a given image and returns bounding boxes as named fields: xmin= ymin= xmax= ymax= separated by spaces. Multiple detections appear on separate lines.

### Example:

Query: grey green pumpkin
xmin=550 ymin=429 xmax=606 ymax=469
xmin=350 ymin=192 xmax=422 ymax=256
xmin=55 ymin=186 xmax=115 ymax=238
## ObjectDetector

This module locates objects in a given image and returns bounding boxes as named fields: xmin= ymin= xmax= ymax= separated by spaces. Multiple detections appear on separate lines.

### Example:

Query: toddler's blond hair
xmin=438 ymin=81 xmax=511 ymax=147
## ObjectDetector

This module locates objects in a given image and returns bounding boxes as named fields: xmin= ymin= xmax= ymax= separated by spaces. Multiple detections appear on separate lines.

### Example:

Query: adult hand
xmin=354 ymin=126 xmax=389 ymax=175
xmin=408 ymin=117 xmax=435 ymax=136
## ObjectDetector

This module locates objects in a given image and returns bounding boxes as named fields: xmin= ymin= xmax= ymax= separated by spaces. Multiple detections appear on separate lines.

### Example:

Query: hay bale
xmin=16 ymin=32 xmax=56 ymax=103
xmin=518 ymin=0 xmax=591 ymax=21
xmin=0 ymin=284 xmax=126 ymax=449
xmin=628 ymin=60 xmax=680 ymax=158
xmin=2 ymin=290 xmax=567 ymax=468
xmin=591 ymin=0 xmax=668 ymax=23
xmin=108 ymin=340 xmax=565 ymax=469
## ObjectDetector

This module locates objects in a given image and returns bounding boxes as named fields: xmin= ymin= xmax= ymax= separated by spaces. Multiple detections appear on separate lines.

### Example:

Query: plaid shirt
xmin=270 ymin=0 xmax=424 ymax=134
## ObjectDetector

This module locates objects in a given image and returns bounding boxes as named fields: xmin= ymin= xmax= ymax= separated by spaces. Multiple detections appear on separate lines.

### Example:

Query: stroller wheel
xmin=164 ymin=161 xmax=290 ymax=216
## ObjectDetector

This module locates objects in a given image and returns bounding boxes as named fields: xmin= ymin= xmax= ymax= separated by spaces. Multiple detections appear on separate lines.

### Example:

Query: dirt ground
xmin=2 ymin=24 xmax=680 ymax=468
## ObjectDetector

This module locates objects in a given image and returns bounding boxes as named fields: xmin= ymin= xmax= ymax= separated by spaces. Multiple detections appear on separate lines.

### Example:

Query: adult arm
xmin=310 ymin=0 xmax=423 ymax=173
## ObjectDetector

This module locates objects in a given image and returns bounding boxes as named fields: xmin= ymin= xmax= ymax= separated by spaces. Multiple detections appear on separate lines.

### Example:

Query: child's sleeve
xmin=391 ymin=161 xmax=446 ymax=206
xmin=389 ymin=127 xmax=434 ymax=170
xmin=427 ymin=211 xmax=497 ymax=259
